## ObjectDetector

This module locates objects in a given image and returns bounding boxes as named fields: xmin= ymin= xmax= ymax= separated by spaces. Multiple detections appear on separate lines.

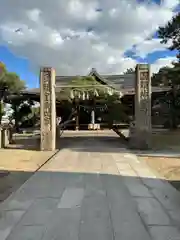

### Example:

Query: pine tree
xmin=158 ymin=12 xmax=180 ymax=51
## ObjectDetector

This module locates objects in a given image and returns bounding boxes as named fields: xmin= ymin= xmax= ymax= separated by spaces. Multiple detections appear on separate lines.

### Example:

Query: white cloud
xmin=162 ymin=0 xmax=179 ymax=9
xmin=134 ymin=38 xmax=173 ymax=58
xmin=67 ymin=0 xmax=100 ymax=21
xmin=0 ymin=0 xmax=178 ymax=76
xmin=27 ymin=9 xmax=41 ymax=22
xmin=151 ymin=56 xmax=177 ymax=74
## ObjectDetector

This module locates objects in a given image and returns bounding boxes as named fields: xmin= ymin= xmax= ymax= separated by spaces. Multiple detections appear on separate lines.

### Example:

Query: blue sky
xmin=0 ymin=46 xmax=39 ymax=88
xmin=124 ymin=47 xmax=177 ymax=63
xmin=0 ymin=44 xmax=176 ymax=89
xmin=0 ymin=0 xmax=179 ymax=88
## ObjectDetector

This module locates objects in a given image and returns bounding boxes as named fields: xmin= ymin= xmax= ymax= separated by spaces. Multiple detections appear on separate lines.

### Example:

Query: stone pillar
xmin=2 ymin=128 xmax=9 ymax=148
xmin=129 ymin=64 xmax=151 ymax=149
xmin=40 ymin=67 xmax=56 ymax=151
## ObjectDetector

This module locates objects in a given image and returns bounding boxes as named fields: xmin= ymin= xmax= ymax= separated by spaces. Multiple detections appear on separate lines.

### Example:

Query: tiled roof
xmin=55 ymin=69 xmax=134 ymax=90
xmin=24 ymin=69 xmax=171 ymax=95
xmin=102 ymin=73 xmax=135 ymax=90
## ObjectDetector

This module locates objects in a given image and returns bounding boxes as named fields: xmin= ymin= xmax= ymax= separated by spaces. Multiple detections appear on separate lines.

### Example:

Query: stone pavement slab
xmin=79 ymin=182 xmax=113 ymax=240
xmin=149 ymin=226 xmax=180 ymax=240
xmin=102 ymin=174 xmax=152 ymax=240
xmin=57 ymin=188 xmax=84 ymax=209
xmin=0 ymin=130 xmax=180 ymax=240
xmin=7 ymin=225 xmax=45 ymax=240
xmin=135 ymin=197 xmax=171 ymax=226
xmin=0 ymin=210 xmax=25 ymax=240
xmin=20 ymin=198 xmax=59 ymax=226
xmin=42 ymin=208 xmax=81 ymax=240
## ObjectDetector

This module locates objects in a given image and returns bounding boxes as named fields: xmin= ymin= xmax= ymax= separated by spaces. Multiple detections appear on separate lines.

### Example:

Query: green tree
xmin=23 ymin=105 xmax=40 ymax=127
xmin=124 ymin=68 xmax=135 ymax=74
xmin=103 ymin=94 xmax=129 ymax=126
xmin=151 ymin=59 xmax=180 ymax=129
xmin=0 ymin=63 xmax=7 ymax=124
xmin=0 ymin=62 xmax=26 ymax=124
xmin=9 ymin=98 xmax=32 ymax=131
xmin=158 ymin=12 xmax=180 ymax=51
xmin=157 ymin=12 xmax=180 ymax=127
xmin=151 ymin=66 xmax=172 ymax=86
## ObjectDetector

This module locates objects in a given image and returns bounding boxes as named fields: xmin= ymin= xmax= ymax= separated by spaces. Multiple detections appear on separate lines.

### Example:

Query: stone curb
xmin=135 ymin=151 xmax=180 ymax=158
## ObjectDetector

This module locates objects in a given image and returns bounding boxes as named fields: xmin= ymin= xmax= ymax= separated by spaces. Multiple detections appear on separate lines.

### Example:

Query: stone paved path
xmin=0 ymin=130 xmax=180 ymax=240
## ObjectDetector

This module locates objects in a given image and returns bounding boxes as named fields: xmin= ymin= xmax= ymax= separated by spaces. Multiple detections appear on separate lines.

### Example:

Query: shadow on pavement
xmin=6 ymin=135 xmax=40 ymax=151
xmin=56 ymin=135 xmax=128 ymax=153
xmin=7 ymin=132 xmax=127 ymax=153
xmin=0 ymin=169 xmax=180 ymax=239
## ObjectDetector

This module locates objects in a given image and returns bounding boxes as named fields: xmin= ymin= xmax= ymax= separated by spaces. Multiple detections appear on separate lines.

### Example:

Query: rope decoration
xmin=69 ymin=88 xmax=123 ymax=100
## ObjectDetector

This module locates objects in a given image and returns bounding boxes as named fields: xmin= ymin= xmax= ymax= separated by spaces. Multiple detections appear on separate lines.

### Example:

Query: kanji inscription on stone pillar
xmin=136 ymin=64 xmax=151 ymax=131
xmin=40 ymin=67 xmax=56 ymax=151
xmin=130 ymin=64 xmax=151 ymax=149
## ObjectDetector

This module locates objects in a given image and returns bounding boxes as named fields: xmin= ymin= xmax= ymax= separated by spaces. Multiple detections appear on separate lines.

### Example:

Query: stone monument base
xmin=88 ymin=123 xmax=100 ymax=130
xmin=129 ymin=129 xmax=151 ymax=150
